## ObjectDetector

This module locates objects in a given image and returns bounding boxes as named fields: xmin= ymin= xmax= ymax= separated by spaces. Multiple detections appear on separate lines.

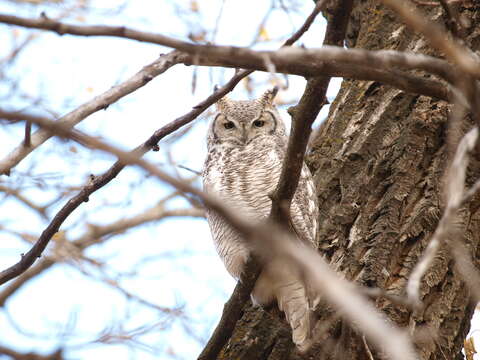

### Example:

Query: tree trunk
xmin=210 ymin=2 xmax=480 ymax=359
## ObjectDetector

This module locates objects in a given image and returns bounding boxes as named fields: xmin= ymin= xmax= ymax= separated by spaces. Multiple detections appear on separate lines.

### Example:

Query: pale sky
xmin=0 ymin=1 xmax=478 ymax=360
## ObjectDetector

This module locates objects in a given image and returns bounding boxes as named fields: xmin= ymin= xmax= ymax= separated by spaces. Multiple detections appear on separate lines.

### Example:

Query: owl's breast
xmin=204 ymin=142 xmax=283 ymax=221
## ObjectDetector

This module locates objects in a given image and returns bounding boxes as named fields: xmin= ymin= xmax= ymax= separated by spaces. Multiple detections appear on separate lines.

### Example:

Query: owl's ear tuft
xmin=259 ymin=86 xmax=279 ymax=107
xmin=216 ymin=96 xmax=231 ymax=111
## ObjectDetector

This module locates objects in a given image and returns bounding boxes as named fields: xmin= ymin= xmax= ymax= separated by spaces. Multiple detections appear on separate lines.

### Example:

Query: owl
xmin=202 ymin=88 xmax=319 ymax=350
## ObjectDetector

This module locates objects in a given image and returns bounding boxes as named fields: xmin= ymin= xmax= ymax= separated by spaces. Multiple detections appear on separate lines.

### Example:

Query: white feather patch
xmin=207 ymin=167 xmax=223 ymax=191
xmin=268 ymin=150 xmax=277 ymax=163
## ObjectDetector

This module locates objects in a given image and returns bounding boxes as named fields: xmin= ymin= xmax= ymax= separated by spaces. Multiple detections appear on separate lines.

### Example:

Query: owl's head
xmin=207 ymin=88 xmax=286 ymax=148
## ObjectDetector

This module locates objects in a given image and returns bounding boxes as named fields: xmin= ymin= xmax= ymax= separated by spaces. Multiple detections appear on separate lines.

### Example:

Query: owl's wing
xmin=290 ymin=163 xmax=318 ymax=247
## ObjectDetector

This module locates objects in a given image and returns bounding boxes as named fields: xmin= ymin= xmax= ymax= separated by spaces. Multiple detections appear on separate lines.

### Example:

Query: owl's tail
xmin=252 ymin=264 xmax=313 ymax=351
xmin=276 ymin=280 xmax=312 ymax=351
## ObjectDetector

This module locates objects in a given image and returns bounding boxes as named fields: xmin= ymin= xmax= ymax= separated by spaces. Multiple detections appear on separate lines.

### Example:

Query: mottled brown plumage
xmin=202 ymin=89 xmax=318 ymax=349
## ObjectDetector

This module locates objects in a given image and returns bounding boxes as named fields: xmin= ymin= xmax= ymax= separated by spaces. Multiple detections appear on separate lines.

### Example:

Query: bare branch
xmin=179 ymin=48 xmax=452 ymax=101
xmin=72 ymin=206 xmax=204 ymax=250
xmin=0 ymin=51 xmax=186 ymax=176
xmin=1 ymin=33 xmax=36 ymax=66
xmin=23 ymin=121 xmax=31 ymax=147
xmin=283 ymin=0 xmax=326 ymax=46
xmin=189 ymin=44 xmax=454 ymax=81
xmin=0 ymin=199 xmax=202 ymax=306
xmin=362 ymin=335 xmax=375 ymax=360
xmin=0 ymin=13 xmax=465 ymax=84
xmin=85 ymin=320 xmax=169 ymax=352
xmin=0 ymin=13 xmax=195 ymax=49
xmin=0 ymin=12 xmax=463 ymax=104
xmin=0 ymin=345 xmax=63 ymax=360
xmin=361 ymin=287 xmax=414 ymax=309
xmin=271 ymin=0 xmax=353 ymax=224
xmin=0 ymin=69 xmax=245 ymax=285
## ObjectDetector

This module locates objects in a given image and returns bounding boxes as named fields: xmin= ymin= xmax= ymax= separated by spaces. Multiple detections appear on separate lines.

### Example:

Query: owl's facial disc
xmin=213 ymin=111 xmax=277 ymax=146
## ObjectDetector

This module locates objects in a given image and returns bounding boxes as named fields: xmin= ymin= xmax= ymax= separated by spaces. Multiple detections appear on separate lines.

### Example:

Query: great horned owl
xmin=202 ymin=88 xmax=319 ymax=349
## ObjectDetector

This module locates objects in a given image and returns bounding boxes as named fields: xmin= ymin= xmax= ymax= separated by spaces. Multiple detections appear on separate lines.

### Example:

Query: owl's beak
xmin=240 ymin=126 xmax=248 ymax=144
xmin=241 ymin=132 xmax=248 ymax=144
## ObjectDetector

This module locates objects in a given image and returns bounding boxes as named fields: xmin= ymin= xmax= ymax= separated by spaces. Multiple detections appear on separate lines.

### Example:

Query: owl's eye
xmin=253 ymin=120 xmax=265 ymax=128
xmin=224 ymin=121 xmax=235 ymax=129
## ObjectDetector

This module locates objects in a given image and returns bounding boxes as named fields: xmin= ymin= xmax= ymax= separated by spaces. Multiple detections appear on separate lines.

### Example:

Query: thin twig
xmin=0 ymin=13 xmax=195 ymax=49
xmin=361 ymin=287 xmax=413 ymax=309
xmin=0 ymin=199 xmax=202 ymax=306
xmin=0 ymin=70 xmax=245 ymax=285
xmin=0 ymin=51 xmax=186 ymax=176
xmin=23 ymin=121 xmax=31 ymax=147
xmin=210 ymin=0 xmax=226 ymax=43
xmin=283 ymin=0 xmax=325 ymax=46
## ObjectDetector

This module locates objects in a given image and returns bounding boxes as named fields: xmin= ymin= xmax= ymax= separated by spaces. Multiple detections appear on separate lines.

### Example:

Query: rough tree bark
xmin=205 ymin=2 xmax=480 ymax=360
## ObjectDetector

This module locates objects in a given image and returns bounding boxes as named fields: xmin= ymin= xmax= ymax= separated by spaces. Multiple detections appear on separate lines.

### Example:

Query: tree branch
xmin=0 ymin=12 xmax=194 ymax=49
xmin=271 ymin=0 xmax=354 ymax=223
xmin=0 ymin=69 xmax=244 ymax=285
xmin=0 ymin=345 xmax=63 ymax=360
xmin=0 ymin=12 xmax=467 ymax=83
xmin=0 ymin=12 xmax=461 ymax=104
xmin=181 ymin=44 xmax=455 ymax=90
xmin=182 ymin=50 xmax=451 ymax=101
xmin=0 ymin=200 xmax=203 ymax=307
xmin=283 ymin=0 xmax=325 ymax=46
xmin=0 ymin=51 xmax=186 ymax=176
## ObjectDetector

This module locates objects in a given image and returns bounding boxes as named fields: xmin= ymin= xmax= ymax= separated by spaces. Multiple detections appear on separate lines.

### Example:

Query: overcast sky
xmin=0 ymin=1 xmax=478 ymax=359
